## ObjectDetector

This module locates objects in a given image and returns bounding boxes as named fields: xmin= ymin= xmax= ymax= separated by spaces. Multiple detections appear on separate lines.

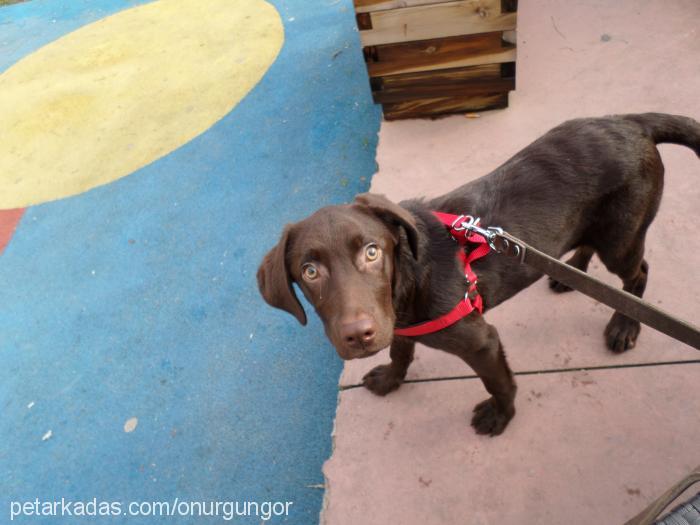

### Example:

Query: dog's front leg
xmin=442 ymin=321 xmax=517 ymax=436
xmin=362 ymin=337 xmax=415 ymax=396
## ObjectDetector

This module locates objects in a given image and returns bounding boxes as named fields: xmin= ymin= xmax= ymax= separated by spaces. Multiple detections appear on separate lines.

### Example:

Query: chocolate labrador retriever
xmin=257 ymin=113 xmax=700 ymax=436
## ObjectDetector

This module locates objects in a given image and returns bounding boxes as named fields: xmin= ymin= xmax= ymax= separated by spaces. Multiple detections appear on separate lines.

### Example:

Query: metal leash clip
xmin=451 ymin=215 xmax=505 ymax=251
xmin=451 ymin=215 xmax=526 ymax=262
xmin=451 ymin=215 xmax=490 ymax=238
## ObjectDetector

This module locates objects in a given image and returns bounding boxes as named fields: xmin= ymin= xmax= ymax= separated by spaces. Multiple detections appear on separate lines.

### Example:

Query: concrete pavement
xmin=322 ymin=1 xmax=700 ymax=523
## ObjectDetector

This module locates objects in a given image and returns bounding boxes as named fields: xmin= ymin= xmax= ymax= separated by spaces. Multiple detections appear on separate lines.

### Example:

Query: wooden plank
xmin=359 ymin=0 xmax=517 ymax=46
xmin=355 ymin=0 xmax=518 ymax=13
xmin=381 ymin=92 xmax=508 ymax=120
xmin=354 ymin=0 xmax=451 ymax=14
xmin=372 ymin=63 xmax=514 ymax=103
xmin=365 ymin=31 xmax=515 ymax=77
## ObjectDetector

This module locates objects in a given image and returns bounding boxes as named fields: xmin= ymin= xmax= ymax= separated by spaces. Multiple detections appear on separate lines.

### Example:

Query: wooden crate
xmin=355 ymin=0 xmax=518 ymax=120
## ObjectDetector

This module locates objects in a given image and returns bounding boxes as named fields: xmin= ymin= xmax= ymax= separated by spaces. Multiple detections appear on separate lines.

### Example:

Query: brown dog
xmin=257 ymin=113 xmax=700 ymax=436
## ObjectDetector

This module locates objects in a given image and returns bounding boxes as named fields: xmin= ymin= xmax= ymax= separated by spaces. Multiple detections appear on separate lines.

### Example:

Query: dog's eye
xmin=365 ymin=243 xmax=380 ymax=261
xmin=302 ymin=263 xmax=319 ymax=281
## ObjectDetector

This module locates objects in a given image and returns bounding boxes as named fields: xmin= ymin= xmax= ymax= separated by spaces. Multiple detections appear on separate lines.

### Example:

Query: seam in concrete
xmin=339 ymin=359 xmax=700 ymax=391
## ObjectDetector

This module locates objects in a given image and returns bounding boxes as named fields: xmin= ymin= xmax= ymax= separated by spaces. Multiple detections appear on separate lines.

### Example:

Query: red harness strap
xmin=393 ymin=211 xmax=491 ymax=337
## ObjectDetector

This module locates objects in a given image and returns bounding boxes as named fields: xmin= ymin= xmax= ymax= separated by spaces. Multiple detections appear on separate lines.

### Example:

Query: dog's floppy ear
xmin=354 ymin=193 xmax=419 ymax=259
xmin=257 ymin=225 xmax=307 ymax=326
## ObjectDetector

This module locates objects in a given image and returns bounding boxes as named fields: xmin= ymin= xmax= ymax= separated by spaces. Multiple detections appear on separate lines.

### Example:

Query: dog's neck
xmin=391 ymin=203 xmax=469 ymax=328
xmin=391 ymin=225 xmax=430 ymax=325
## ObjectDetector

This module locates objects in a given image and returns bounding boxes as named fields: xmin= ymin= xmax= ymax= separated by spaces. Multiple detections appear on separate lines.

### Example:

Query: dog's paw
xmin=363 ymin=364 xmax=403 ymax=396
xmin=548 ymin=276 xmax=573 ymax=293
xmin=471 ymin=398 xmax=514 ymax=436
xmin=605 ymin=313 xmax=641 ymax=353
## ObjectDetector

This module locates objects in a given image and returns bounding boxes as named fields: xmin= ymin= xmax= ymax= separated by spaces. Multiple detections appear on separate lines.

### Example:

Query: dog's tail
xmin=622 ymin=113 xmax=700 ymax=157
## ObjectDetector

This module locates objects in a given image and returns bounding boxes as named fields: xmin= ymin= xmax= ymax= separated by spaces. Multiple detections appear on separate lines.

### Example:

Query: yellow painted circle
xmin=0 ymin=0 xmax=283 ymax=208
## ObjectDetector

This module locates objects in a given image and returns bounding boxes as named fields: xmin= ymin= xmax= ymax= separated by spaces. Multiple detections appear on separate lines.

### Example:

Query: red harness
xmin=393 ymin=211 xmax=491 ymax=337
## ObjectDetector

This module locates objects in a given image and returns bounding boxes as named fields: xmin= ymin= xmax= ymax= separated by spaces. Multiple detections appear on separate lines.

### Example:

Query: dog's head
xmin=257 ymin=193 xmax=418 ymax=360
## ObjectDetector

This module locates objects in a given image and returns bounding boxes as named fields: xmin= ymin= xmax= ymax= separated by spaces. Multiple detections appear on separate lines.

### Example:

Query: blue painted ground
xmin=0 ymin=1 xmax=380 ymax=523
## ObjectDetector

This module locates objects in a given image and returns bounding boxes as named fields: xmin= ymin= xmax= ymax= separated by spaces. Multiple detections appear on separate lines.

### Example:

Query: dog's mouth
xmin=333 ymin=335 xmax=392 ymax=361
xmin=339 ymin=346 xmax=384 ymax=360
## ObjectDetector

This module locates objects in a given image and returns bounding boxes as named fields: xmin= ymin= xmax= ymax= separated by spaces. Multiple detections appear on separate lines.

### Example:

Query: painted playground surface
xmin=0 ymin=0 xmax=379 ymax=523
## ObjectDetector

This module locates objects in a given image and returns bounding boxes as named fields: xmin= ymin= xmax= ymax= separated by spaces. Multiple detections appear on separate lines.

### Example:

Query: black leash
xmin=455 ymin=217 xmax=700 ymax=350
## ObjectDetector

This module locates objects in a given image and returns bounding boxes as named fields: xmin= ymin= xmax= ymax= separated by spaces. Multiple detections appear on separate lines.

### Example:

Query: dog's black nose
xmin=340 ymin=318 xmax=376 ymax=348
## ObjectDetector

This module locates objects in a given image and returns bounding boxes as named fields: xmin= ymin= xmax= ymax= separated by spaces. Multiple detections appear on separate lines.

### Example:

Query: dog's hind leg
xmin=603 ymin=253 xmax=649 ymax=353
xmin=363 ymin=338 xmax=415 ymax=396
xmin=548 ymin=245 xmax=595 ymax=293
xmin=597 ymin=142 xmax=662 ymax=352
xmin=595 ymin=217 xmax=651 ymax=352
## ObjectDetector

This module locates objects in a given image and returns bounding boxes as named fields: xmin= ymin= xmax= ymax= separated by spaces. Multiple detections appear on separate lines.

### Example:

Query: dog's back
xmin=428 ymin=113 xmax=699 ymax=259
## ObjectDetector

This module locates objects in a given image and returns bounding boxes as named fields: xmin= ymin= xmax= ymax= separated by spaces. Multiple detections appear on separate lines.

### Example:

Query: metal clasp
xmin=451 ymin=215 xmax=502 ymax=249
xmin=452 ymin=215 xmax=489 ymax=237
xmin=485 ymin=226 xmax=504 ymax=252
xmin=450 ymin=214 xmax=476 ymax=232
xmin=451 ymin=214 xmax=526 ymax=261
